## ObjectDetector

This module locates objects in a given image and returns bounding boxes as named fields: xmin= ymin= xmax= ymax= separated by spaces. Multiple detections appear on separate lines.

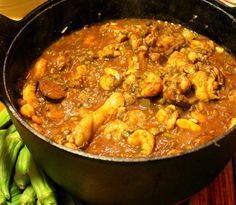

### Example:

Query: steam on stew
xmin=18 ymin=19 xmax=236 ymax=157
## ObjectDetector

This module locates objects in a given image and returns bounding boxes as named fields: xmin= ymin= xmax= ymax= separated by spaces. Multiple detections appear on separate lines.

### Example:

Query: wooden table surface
xmin=181 ymin=156 xmax=236 ymax=205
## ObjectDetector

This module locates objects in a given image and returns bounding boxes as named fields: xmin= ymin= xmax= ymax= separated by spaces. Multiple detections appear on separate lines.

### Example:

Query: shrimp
xmin=20 ymin=104 xmax=35 ymax=118
xmin=127 ymin=130 xmax=155 ymax=155
xmin=138 ymin=71 xmax=163 ymax=97
xmin=32 ymin=58 xmax=47 ymax=79
xmin=163 ymin=73 xmax=192 ymax=107
xmin=103 ymin=120 xmax=128 ymax=142
xmin=192 ymin=70 xmax=223 ymax=102
xmin=156 ymin=105 xmax=179 ymax=130
xmin=22 ymin=84 xmax=37 ymax=106
xmin=100 ymin=68 xmax=122 ymax=91
xmin=124 ymin=110 xmax=147 ymax=131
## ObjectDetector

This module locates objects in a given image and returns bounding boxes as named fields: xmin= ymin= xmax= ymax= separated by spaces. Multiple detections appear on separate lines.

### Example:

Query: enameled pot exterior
xmin=1 ymin=0 xmax=236 ymax=204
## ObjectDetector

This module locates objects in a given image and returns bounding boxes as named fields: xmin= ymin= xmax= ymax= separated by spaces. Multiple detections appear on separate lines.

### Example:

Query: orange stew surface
xmin=18 ymin=19 xmax=236 ymax=157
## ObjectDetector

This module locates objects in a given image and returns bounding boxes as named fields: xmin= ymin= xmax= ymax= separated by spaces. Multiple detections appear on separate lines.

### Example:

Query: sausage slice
xmin=39 ymin=79 xmax=66 ymax=101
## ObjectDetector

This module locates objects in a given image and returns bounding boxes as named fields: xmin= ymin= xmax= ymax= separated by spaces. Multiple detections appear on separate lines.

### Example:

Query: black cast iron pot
xmin=0 ymin=0 xmax=236 ymax=204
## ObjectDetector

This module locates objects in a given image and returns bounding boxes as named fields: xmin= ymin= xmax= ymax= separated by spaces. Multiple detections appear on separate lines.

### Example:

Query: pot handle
xmin=0 ymin=0 xmax=54 ymax=103
xmin=0 ymin=15 xmax=19 ymax=103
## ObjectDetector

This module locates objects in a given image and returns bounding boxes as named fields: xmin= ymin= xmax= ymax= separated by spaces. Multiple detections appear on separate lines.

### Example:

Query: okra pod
xmin=0 ymin=190 xmax=6 ymax=205
xmin=6 ymin=183 xmax=21 ymax=205
xmin=0 ymin=132 xmax=23 ymax=199
xmin=0 ymin=130 xmax=7 ymax=154
xmin=9 ymin=183 xmax=21 ymax=199
xmin=19 ymin=185 xmax=36 ymax=205
xmin=28 ymin=155 xmax=57 ymax=205
xmin=14 ymin=146 xmax=31 ymax=190
xmin=6 ymin=195 xmax=21 ymax=205
xmin=0 ymin=131 xmax=7 ymax=205
xmin=0 ymin=108 xmax=11 ymax=129
xmin=36 ymin=200 xmax=42 ymax=205
xmin=0 ymin=130 xmax=7 ymax=138
xmin=6 ymin=125 xmax=16 ymax=136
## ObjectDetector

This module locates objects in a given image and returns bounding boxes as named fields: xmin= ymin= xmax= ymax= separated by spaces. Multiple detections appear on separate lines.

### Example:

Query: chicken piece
xmin=67 ymin=114 xmax=93 ymax=148
xmin=93 ymin=92 xmax=125 ymax=131
xmin=127 ymin=130 xmax=155 ymax=155
xmin=67 ymin=93 xmax=125 ymax=148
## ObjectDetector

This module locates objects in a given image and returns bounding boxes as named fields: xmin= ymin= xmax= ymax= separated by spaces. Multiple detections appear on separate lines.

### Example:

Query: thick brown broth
xmin=18 ymin=19 xmax=236 ymax=157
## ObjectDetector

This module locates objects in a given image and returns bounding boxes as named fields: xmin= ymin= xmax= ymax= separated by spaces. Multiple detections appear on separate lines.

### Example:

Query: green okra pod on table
xmin=28 ymin=152 xmax=57 ymax=205
xmin=0 ymin=131 xmax=23 ymax=199
xmin=0 ymin=130 xmax=7 ymax=138
xmin=0 ymin=130 xmax=7 ymax=205
xmin=0 ymin=109 xmax=11 ymax=129
xmin=6 ymin=125 xmax=16 ymax=136
xmin=19 ymin=185 xmax=36 ymax=205
xmin=6 ymin=183 xmax=21 ymax=205
xmin=0 ymin=190 xmax=6 ymax=205
xmin=14 ymin=146 xmax=31 ymax=190
xmin=20 ymin=185 xmax=36 ymax=205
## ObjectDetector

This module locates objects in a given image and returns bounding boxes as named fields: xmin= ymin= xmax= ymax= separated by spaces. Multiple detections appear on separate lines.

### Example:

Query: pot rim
xmin=3 ymin=0 xmax=236 ymax=163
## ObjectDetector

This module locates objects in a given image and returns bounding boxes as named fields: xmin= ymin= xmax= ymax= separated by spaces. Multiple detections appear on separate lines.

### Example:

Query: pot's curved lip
xmin=3 ymin=0 xmax=236 ymax=163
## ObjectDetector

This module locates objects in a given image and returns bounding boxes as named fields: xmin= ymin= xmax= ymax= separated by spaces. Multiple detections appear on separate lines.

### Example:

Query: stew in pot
xmin=17 ymin=19 xmax=236 ymax=157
